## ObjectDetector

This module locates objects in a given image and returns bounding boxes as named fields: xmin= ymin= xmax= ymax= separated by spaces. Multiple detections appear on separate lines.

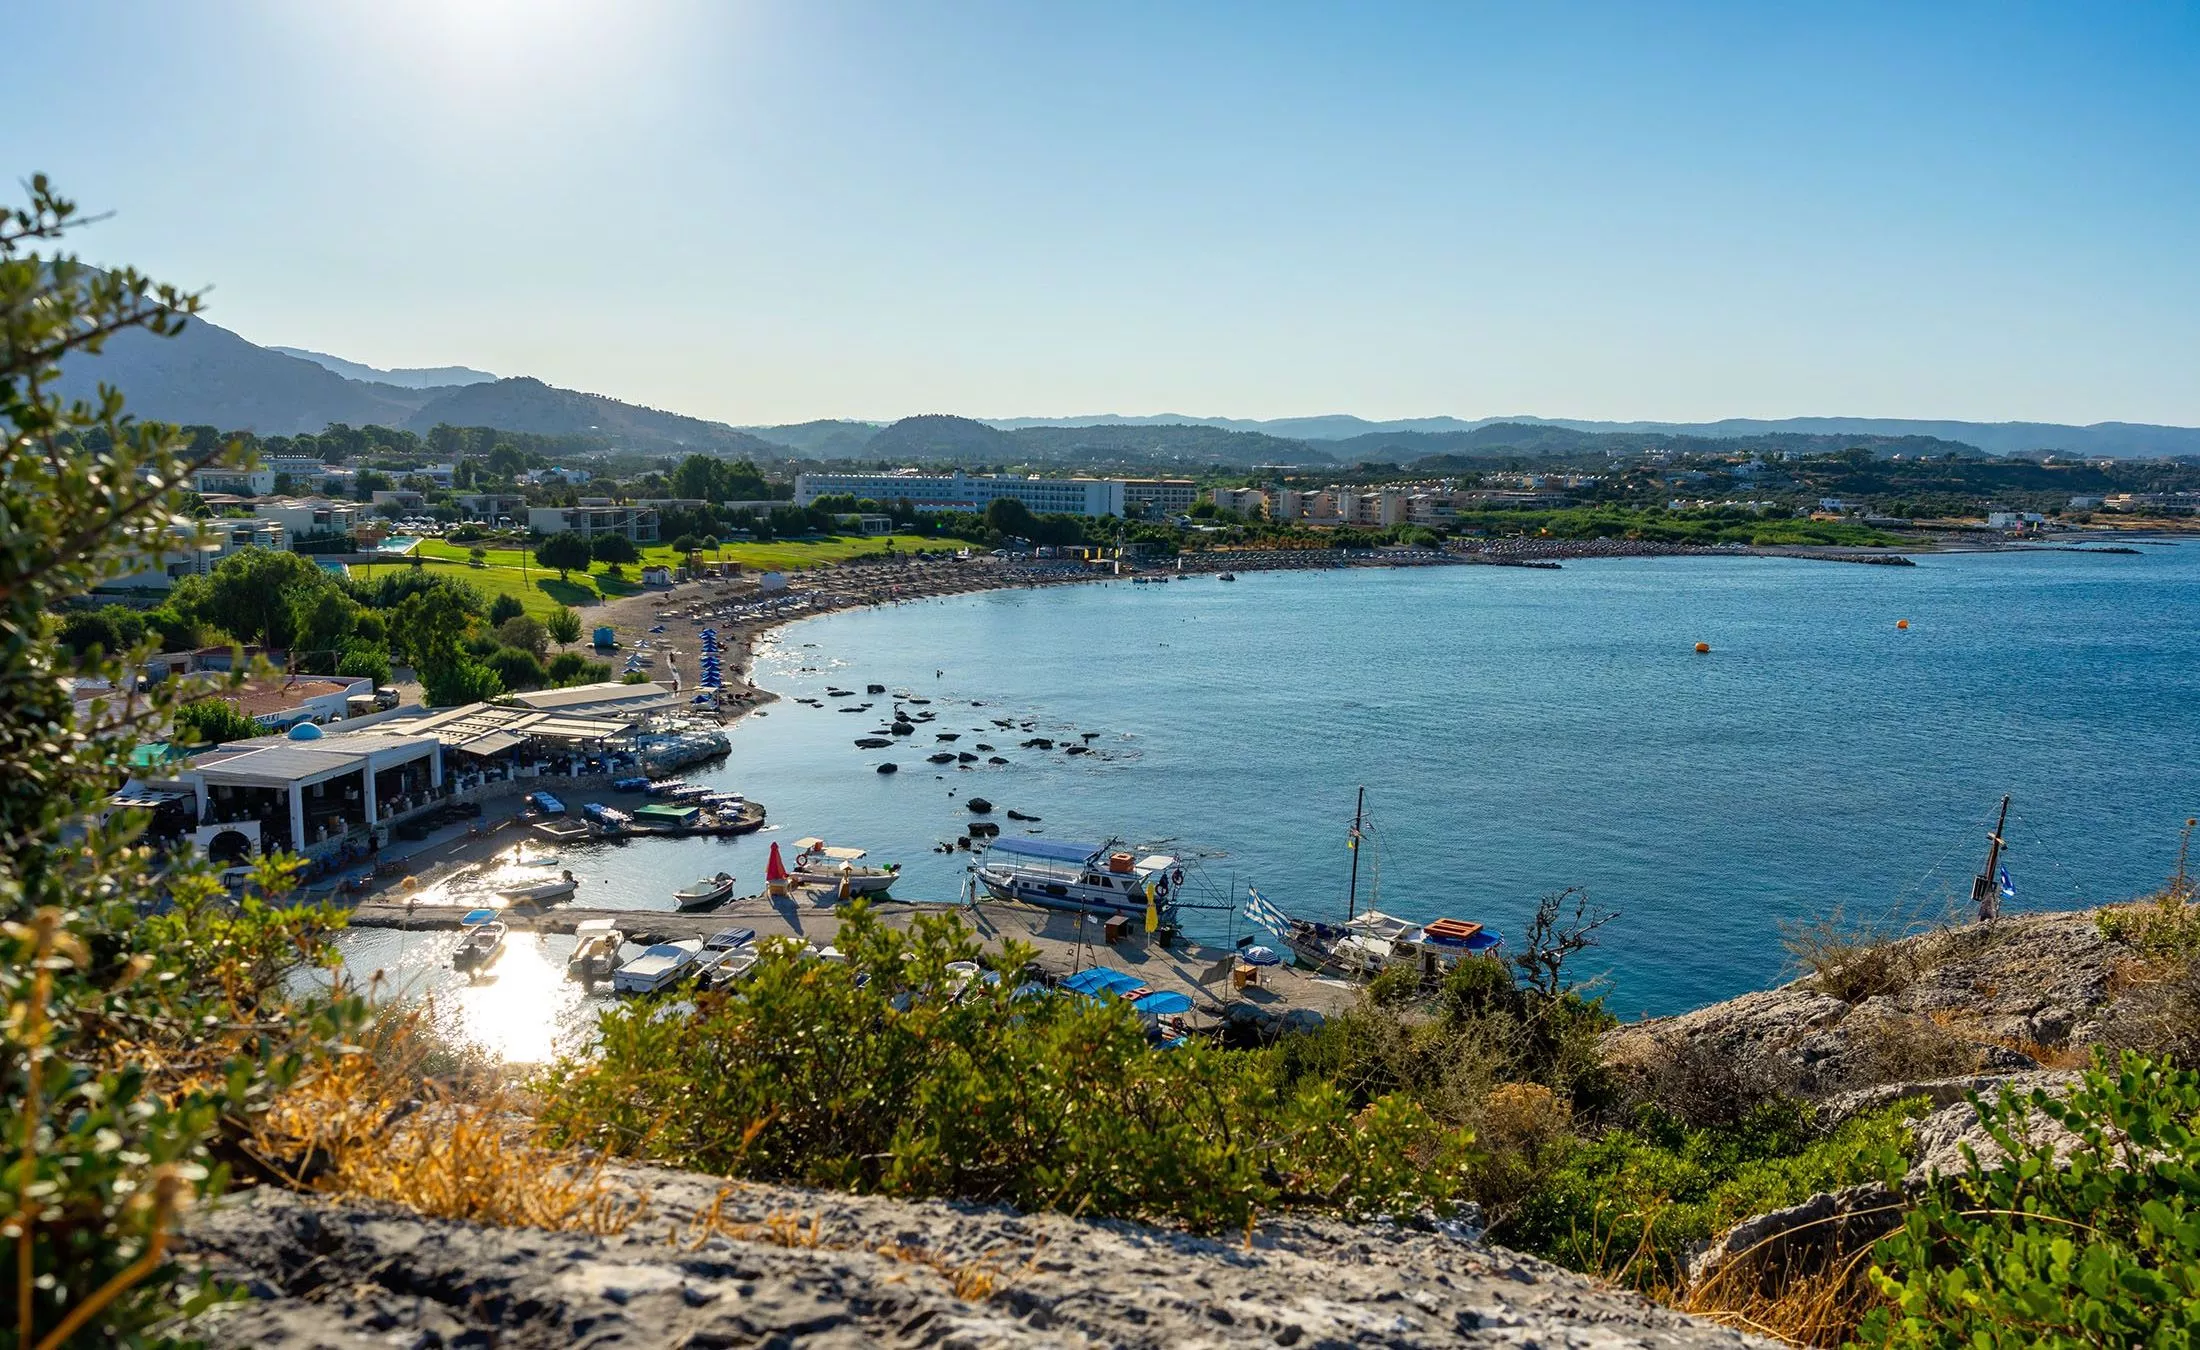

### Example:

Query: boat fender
xmin=1172 ymin=867 xmax=1185 ymax=887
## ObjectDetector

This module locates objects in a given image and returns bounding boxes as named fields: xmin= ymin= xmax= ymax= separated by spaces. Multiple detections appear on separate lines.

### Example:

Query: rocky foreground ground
xmin=179 ymin=1165 xmax=1771 ymax=1349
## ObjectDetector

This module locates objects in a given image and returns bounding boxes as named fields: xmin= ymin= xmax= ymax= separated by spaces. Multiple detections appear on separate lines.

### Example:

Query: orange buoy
xmin=1694 ymin=642 xmax=1711 ymax=654
xmin=1896 ymin=619 xmax=1910 ymax=630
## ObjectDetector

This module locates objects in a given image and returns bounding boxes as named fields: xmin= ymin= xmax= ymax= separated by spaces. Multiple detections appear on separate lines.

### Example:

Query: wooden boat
xmin=566 ymin=918 xmax=625 ymax=985
xmin=790 ymin=838 xmax=899 ymax=896
xmin=673 ymin=871 xmax=737 ymax=910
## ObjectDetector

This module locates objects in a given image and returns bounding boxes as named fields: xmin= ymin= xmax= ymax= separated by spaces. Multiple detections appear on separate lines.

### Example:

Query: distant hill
xmin=404 ymin=378 xmax=782 ymax=456
xmin=270 ymin=347 xmax=497 ymax=389
xmin=984 ymin=412 xmax=2200 ymax=458
xmin=1329 ymin=423 xmax=1984 ymax=465
xmin=744 ymin=419 xmax=886 ymax=458
xmin=820 ymin=416 xmax=1332 ymax=469
xmin=55 ymin=318 xmax=427 ymax=433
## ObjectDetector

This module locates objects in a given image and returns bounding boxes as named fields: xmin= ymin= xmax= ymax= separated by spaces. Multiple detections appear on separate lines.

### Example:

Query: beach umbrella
xmin=1241 ymin=946 xmax=1282 ymax=966
xmin=461 ymin=908 xmax=497 ymax=927
xmin=765 ymin=841 xmax=789 ymax=884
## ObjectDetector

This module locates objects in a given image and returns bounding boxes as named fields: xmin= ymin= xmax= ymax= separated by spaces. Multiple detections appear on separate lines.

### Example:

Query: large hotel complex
xmin=794 ymin=471 xmax=1197 ymax=519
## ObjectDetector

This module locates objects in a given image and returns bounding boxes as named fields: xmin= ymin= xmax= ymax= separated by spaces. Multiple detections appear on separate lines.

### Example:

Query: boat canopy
xmin=795 ymin=838 xmax=868 ymax=861
xmin=1060 ymin=967 xmax=1148 ymax=997
xmin=573 ymin=918 xmax=620 ymax=936
xmin=985 ymin=837 xmax=1103 ymax=866
xmin=461 ymin=908 xmax=497 ymax=926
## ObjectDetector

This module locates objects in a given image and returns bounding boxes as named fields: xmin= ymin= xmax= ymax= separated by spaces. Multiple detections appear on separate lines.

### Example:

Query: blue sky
xmin=7 ymin=1 xmax=2197 ymax=425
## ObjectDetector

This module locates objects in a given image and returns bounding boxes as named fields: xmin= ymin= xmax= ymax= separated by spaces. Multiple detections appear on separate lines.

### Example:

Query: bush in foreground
xmin=536 ymin=904 xmax=1475 ymax=1233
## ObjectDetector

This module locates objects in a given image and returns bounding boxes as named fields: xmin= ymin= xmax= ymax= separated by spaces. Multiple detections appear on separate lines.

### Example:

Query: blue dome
xmin=286 ymin=721 xmax=325 ymax=741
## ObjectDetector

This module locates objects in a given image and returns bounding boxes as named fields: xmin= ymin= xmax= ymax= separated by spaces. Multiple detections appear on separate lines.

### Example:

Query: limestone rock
xmin=178 ymin=1165 xmax=1774 ymax=1349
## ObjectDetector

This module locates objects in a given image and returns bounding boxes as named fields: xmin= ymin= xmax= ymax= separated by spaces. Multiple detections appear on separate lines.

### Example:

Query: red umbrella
xmin=765 ymin=840 xmax=789 ymax=884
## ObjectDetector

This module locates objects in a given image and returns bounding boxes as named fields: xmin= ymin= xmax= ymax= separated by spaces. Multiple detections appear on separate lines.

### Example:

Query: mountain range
xmin=54 ymin=302 xmax=2200 ymax=463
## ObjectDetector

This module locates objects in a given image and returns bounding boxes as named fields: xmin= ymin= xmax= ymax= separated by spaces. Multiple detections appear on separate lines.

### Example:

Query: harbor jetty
xmin=347 ymin=892 xmax=1358 ymax=1027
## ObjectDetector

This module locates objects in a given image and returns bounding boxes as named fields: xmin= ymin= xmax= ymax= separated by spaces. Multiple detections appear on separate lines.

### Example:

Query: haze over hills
xmin=53 ymin=304 xmax=2200 ymax=463
xmin=269 ymin=347 xmax=498 ymax=390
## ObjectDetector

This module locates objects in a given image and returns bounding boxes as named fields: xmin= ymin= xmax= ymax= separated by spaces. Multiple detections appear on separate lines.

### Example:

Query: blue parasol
xmin=1241 ymin=946 xmax=1282 ymax=966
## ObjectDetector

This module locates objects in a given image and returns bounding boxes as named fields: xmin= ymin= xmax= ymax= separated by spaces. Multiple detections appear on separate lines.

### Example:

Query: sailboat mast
xmin=1346 ymin=786 xmax=1365 ymax=920
xmin=1971 ymin=794 xmax=2011 ymax=922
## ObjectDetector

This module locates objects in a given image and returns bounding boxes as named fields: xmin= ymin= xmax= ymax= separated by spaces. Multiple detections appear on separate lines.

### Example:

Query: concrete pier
xmin=348 ymin=892 xmax=1358 ymax=1022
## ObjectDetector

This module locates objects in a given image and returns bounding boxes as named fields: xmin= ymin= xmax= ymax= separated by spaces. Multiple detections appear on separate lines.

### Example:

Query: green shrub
xmin=486 ymin=592 xmax=525 ymax=625
xmin=1862 ymin=1051 xmax=2200 ymax=1347
xmin=537 ymin=905 xmax=1475 ymax=1232
xmin=1497 ymin=1097 xmax=1917 ymax=1292
xmin=2097 ymin=893 xmax=2200 ymax=963
xmin=336 ymin=643 xmax=391 ymax=686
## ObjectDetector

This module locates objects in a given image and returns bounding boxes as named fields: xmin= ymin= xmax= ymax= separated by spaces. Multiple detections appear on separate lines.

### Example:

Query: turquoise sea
xmin=335 ymin=544 xmax=2200 ymax=1055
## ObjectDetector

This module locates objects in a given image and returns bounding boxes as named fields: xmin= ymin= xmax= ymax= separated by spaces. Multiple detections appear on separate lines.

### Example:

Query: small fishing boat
xmin=500 ymin=869 xmax=578 ymax=904
xmin=790 ymin=837 xmax=900 ymax=895
xmin=673 ymin=871 xmax=737 ymax=910
xmin=452 ymin=911 xmax=507 ymax=975
xmin=611 ymin=938 xmax=704 ymax=993
xmin=1218 ymin=572 xmax=1237 ymax=582
xmin=566 ymin=918 xmax=625 ymax=985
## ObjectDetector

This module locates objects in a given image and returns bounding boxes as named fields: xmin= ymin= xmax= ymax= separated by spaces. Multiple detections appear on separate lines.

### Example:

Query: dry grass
xmin=1681 ymin=1247 xmax=1885 ymax=1348
xmin=248 ymin=1004 xmax=646 ymax=1236
xmin=673 ymin=1188 xmax=1032 ymax=1302
xmin=1780 ymin=908 xmax=1926 ymax=1004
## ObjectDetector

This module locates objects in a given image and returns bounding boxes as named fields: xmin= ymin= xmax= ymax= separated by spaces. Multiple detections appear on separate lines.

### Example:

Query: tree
xmin=195 ymin=548 xmax=333 ymax=647
xmin=495 ymin=614 xmax=549 ymax=658
xmin=484 ymin=646 xmax=546 ymax=691
xmin=287 ymin=584 xmax=360 ymax=671
xmin=671 ymin=533 xmax=702 ymax=556
xmin=55 ymin=604 xmax=146 ymax=660
xmin=421 ymin=656 xmax=502 ymax=707
xmin=172 ymin=697 xmax=264 ymax=746
xmin=544 ymin=604 xmax=583 ymax=645
xmin=591 ymin=532 xmax=639 ymax=566
xmin=336 ymin=643 xmax=392 ymax=686
xmin=985 ymin=496 xmax=1038 ymax=538
xmin=1513 ymin=887 xmax=1619 ymax=997
xmin=0 ymin=176 xmax=365 ymax=1344
xmin=535 ymin=531 xmax=592 ymax=581
xmin=486 ymin=591 xmax=526 ymax=626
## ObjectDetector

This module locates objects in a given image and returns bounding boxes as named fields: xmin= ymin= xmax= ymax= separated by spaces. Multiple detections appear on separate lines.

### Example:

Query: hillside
xmin=54 ymin=316 xmax=429 ymax=433
xmin=270 ymin=346 xmax=497 ymax=389
xmin=404 ymin=377 xmax=784 ymax=456
xmin=825 ymin=415 xmax=1334 ymax=468
xmin=1346 ymin=423 xmax=1986 ymax=467
xmin=744 ymin=418 xmax=884 ymax=458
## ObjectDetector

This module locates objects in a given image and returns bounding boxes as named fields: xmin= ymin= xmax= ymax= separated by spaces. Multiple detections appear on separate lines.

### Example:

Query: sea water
xmin=335 ymin=545 xmax=2200 ymax=1053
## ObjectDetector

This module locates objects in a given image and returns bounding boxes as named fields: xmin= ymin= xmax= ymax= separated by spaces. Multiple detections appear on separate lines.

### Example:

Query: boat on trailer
xmin=973 ymin=837 xmax=1186 ymax=919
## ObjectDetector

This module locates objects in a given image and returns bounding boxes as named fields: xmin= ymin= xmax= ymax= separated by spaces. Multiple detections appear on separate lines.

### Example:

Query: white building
xmin=254 ymin=497 xmax=363 ymax=540
xmin=527 ymin=504 xmax=661 ymax=542
xmin=793 ymin=472 xmax=1128 ymax=518
xmin=1211 ymin=487 xmax=1269 ymax=516
xmin=192 ymin=466 xmax=276 ymax=496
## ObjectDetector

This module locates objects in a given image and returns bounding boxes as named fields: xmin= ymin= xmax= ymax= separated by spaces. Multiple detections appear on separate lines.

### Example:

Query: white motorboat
xmin=566 ymin=918 xmax=625 ymax=985
xmin=973 ymin=838 xmax=1185 ymax=919
xmin=611 ymin=938 xmax=704 ymax=993
xmin=790 ymin=837 xmax=900 ymax=896
xmin=673 ymin=871 xmax=736 ymax=911
xmin=500 ymin=869 xmax=578 ymax=904
xmin=452 ymin=920 xmax=507 ymax=975
xmin=695 ymin=946 xmax=757 ymax=991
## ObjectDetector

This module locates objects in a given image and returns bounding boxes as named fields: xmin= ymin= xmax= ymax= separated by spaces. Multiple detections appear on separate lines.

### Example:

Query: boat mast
xmin=1970 ymin=794 xmax=2011 ymax=922
xmin=1346 ymin=786 xmax=1365 ymax=920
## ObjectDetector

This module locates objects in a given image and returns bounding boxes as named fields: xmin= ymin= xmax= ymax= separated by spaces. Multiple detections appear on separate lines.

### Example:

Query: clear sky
xmin=7 ymin=1 xmax=2197 ymax=426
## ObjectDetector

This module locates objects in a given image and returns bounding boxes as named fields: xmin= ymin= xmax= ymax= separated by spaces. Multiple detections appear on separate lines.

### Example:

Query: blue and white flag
xmin=1997 ymin=866 xmax=2016 ymax=900
xmin=1243 ymin=887 xmax=1291 ymax=939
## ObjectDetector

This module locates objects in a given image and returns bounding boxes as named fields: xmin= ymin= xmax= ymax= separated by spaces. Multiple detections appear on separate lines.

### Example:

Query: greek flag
xmin=1997 ymin=866 xmax=2016 ymax=900
xmin=1243 ymin=887 xmax=1291 ymax=939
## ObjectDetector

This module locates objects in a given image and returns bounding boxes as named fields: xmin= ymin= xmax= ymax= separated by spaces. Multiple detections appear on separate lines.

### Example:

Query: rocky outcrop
xmin=1602 ymin=911 xmax=2123 ymax=1099
xmin=179 ymin=1165 xmax=1773 ymax=1348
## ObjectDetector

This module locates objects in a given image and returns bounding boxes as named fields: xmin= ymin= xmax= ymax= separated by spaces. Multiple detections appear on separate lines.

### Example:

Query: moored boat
xmin=500 ymin=869 xmax=578 ymax=904
xmin=611 ymin=938 xmax=704 ymax=993
xmin=566 ymin=918 xmax=625 ymax=985
xmin=453 ymin=913 xmax=507 ymax=975
xmin=790 ymin=837 xmax=900 ymax=895
xmin=673 ymin=871 xmax=737 ymax=910
xmin=973 ymin=838 xmax=1186 ymax=919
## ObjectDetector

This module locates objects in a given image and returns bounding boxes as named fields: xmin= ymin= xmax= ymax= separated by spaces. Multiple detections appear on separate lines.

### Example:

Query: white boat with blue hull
xmin=973 ymin=837 xmax=1187 ymax=919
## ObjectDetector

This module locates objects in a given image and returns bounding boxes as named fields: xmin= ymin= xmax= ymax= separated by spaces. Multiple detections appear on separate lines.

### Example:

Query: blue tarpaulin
xmin=1060 ymin=967 xmax=1147 ymax=997
xmin=1130 ymin=991 xmax=1193 ymax=1016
